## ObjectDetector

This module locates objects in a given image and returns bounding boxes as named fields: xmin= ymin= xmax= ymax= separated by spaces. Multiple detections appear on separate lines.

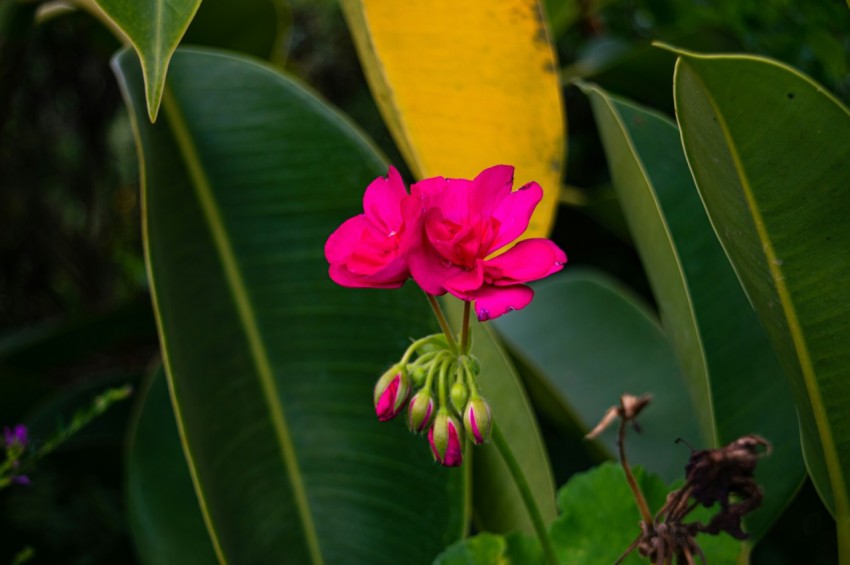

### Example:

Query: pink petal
xmin=443 ymin=260 xmax=485 ymax=299
xmin=362 ymin=167 xmax=408 ymax=233
xmin=489 ymin=182 xmax=544 ymax=253
xmin=484 ymin=239 xmax=566 ymax=285
xmin=469 ymin=165 xmax=514 ymax=220
xmin=411 ymin=175 xmax=448 ymax=203
xmin=408 ymin=239 xmax=462 ymax=295
xmin=328 ymin=261 xmax=408 ymax=289
xmin=433 ymin=177 xmax=474 ymax=225
xmin=324 ymin=215 xmax=366 ymax=264
xmin=471 ymin=285 xmax=534 ymax=321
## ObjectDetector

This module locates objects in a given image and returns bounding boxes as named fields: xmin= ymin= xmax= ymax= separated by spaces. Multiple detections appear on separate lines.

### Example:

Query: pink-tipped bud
xmin=464 ymin=396 xmax=491 ymax=445
xmin=407 ymin=390 xmax=434 ymax=433
xmin=428 ymin=410 xmax=464 ymax=467
xmin=373 ymin=364 xmax=410 ymax=422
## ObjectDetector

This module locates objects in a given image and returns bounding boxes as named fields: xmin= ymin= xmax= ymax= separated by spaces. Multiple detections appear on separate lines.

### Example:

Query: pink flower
xmin=325 ymin=167 xmax=414 ymax=289
xmin=406 ymin=165 xmax=566 ymax=320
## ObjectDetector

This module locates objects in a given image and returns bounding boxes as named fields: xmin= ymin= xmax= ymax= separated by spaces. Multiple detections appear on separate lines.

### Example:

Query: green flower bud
xmin=450 ymin=380 xmax=469 ymax=414
xmin=407 ymin=390 xmax=435 ymax=433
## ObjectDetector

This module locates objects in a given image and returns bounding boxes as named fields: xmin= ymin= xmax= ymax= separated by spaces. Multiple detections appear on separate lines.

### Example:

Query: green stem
xmin=426 ymin=294 xmax=458 ymax=354
xmin=491 ymin=423 xmax=559 ymax=565
xmin=460 ymin=300 xmax=471 ymax=354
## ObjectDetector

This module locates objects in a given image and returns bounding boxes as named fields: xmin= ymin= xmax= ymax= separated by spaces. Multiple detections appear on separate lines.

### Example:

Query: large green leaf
xmin=671 ymin=48 xmax=850 ymax=556
xmin=581 ymin=83 xmax=805 ymax=538
xmin=114 ymin=47 xmax=466 ymax=564
xmin=127 ymin=368 xmax=217 ymax=565
xmin=493 ymin=268 xmax=700 ymax=483
xmin=92 ymin=0 xmax=202 ymax=121
xmin=444 ymin=298 xmax=557 ymax=535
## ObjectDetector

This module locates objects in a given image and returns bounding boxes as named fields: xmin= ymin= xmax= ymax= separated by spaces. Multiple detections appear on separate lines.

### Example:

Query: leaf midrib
xmin=680 ymin=60 xmax=850 ymax=527
xmin=159 ymin=86 xmax=325 ymax=565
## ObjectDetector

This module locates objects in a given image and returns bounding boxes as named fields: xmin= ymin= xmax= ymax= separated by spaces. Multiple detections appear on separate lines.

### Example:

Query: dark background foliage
xmin=0 ymin=0 xmax=846 ymax=562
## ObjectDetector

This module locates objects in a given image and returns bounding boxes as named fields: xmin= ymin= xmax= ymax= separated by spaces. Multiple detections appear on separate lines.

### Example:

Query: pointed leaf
xmin=114 ymin=47 xmax=466 ymax=564
xmin=493 ymin=268 xmax=701 ymax=483
xmin=671 ymin=48 xmax=850 ymax=556
xmin=340 ymin=0 xmax=565 ymax=238
xmin=93 ymin=0 xmax=202 ymax=121
xmin=444 ymin=298 xmax=557 ymax=535
xmin=581 ymin=83 xmax=805 ymax=538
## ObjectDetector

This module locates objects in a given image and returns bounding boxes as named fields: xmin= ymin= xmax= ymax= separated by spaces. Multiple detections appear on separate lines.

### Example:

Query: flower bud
xmin=428 ymin=410 xmax=464 ymax=467
xmin=373 ymin=364 xmax=410 ymax=422
xmin=407 ymin=390 xmax=435 ymax=433
xmin=464 ymin=396 xmax=492 ymax=445
xmin=450 ymin=381 xmax=469 ymax=414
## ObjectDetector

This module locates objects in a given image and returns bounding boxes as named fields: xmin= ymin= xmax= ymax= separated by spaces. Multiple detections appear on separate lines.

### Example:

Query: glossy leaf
xmin=550 ymin=462 xmax=740 ymax=564
xmin=92 ymin=0 xmax=202 ymax=121
xmin=340 ymin=0 xmax=565 ymax=238
xmin=493 ymin=268 xmax=700 ymax=483
xmin=582 ymin=83 xmax=805 ymax=538
xmin=444 ymin=298 xmax=557 ymax=535
xmin=127 ymin=368 xmax=217 ymax=565
xmin=114 ymin=47 xmax=466 ymax=564
xmin=671 ymin=48 xmax=850 ymax=555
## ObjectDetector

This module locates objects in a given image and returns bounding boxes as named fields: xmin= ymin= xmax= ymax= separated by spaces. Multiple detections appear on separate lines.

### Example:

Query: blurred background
xmin=0 ymin=0 xmax=847 ymax=562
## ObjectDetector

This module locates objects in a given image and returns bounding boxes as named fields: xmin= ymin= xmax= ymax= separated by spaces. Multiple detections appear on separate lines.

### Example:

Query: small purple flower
xmin=12 ymin=475 xmax=30 ymax=486
xmin=3 ymin=425 xmax=28 ymax=449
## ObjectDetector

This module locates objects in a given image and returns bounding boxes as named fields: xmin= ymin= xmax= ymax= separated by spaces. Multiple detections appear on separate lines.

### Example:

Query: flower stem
xmin=491 ymin=423 xmax=559 ymax=565
xmin=618 ymin=418 xmax=653 ymax=525
xmin=460 ymin=300 xmax=471 ymax=354
xmin=426 ymin=294 xmax=458 ymax=354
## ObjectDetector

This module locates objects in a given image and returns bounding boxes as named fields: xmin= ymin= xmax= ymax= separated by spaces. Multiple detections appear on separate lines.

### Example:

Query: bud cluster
xmin=372 ymin=334 xmax=492 ymax=467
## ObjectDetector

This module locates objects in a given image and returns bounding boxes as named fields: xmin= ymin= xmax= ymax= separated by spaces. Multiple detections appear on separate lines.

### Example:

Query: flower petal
xmin=484 ymin=239 xmax=566 ymax=285
xmin=408 ymin=242 xmax=459 ymax=295
xmin=443 ymin=260 xmax=485 ymax=299
xmin=328 ymin=261 xmax=407 ymax=289
xmin=469 ymin=164 xmax=514 ymax=219
xmin=489 ymin=181 xmax=543 ymax=253
xmin=362 ymin=166 xmax=408 ymax=233
xmin=324 ymin=215 xmax=366 ymax=264
xmin=471 ymin=284 xmax=534 ymax=321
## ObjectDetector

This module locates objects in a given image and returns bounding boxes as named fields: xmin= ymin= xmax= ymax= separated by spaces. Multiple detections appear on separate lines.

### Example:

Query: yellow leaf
xmin=341 ymin=0 xmax=566 ymax=238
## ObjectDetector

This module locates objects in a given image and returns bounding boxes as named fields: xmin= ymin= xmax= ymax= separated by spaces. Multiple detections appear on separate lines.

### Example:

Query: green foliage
xmin=127 ymin=368 xmax=217 ymax=564
xmin=672 ymin=48 xmax=850 ymax=557
xmin=581 ymin=82 xmax=805 ymax=538
xmin=114 ymin=47 xmax=466 ymax=563
xmin=494 ymin=268 xmax=699 ymax=483
xmin=91 ymin=0 xmax=202 ymax=120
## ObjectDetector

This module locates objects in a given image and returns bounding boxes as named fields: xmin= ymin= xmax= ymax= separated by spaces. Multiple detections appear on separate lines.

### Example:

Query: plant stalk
xmin=426 ymin=294 xmax=458 ymax=354
xmin=618 ymin=418 xmax=653 ymax=525
xmin=491 ymin=423 xmax=559 ymax=565
xmin=460 ymin=300 xmax=471 ymax=354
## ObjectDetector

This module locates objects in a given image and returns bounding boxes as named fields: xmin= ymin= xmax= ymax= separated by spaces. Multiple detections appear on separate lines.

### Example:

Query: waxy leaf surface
xmin=672 ymin=49 xmax=850 ymax=556
xmin=114 ymin=47 xmax=466 ymax=564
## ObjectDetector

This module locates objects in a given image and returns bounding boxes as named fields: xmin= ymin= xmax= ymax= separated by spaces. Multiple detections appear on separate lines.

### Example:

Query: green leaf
xmin=493 ymin=268 xmax=700 ymax=483
xmin=127 ymin=368 xmax=217 ymax=565
xmin=444 ymin=298 xmax=557 ymax=535
xmin=433 ymin=532 xmax=542 ymax=565
xmin=670 ymin=48 xmax=850 ymax=555
xmin=114 ymin=47 xmax=466 ymax=564
xmin=93 ymin=0 xmax=203 ymax=121
xmin=580 ymin=82 xmax=805 ymax=538
xmin=550 ymin=462 xmax=740 ymax=564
